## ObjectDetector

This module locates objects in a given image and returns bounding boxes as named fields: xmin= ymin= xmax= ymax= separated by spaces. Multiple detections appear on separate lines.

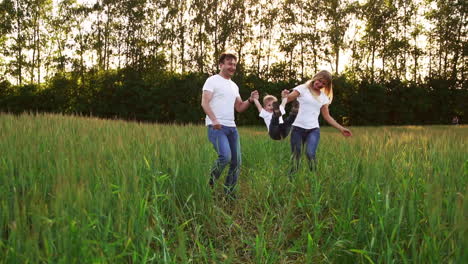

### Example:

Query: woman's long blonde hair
xmin=306 ymin=70 xmax=333 ymax=103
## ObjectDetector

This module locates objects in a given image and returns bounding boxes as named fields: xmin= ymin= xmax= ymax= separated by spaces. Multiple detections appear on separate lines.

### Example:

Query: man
xmin=201 ymin=52 xmax=258 ymax=198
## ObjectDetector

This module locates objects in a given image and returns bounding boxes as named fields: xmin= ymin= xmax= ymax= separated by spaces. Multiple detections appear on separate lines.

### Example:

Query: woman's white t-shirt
xmin=259 ymin=105 xmax=286 ymax=131
xmin=292 ymin=84 xmax=330 ymax=129
xmin=202 ymin=75 xmax=240 ymax=127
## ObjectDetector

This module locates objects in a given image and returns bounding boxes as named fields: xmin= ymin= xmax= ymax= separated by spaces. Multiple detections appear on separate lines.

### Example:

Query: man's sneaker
xmin=272 ymin=102 xmax=282 ymax=117
xmin=291 ymin=100 xmax=300 ymax=114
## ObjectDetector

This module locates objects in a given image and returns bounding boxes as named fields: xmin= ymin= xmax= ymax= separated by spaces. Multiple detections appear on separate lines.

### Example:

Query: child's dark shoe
xmin=272 ymin=102 xmax=282 ymax=117
xmin=291 ymin=100 xmax=300 ymax=114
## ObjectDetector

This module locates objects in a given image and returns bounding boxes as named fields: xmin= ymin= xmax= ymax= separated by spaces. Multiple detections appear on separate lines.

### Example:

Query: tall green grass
xmin=0 ymin=113 xmax=466 ymax=263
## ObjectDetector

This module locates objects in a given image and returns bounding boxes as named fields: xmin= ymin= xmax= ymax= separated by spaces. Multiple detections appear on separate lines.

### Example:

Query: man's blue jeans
xmin=207 ymin=125 xmax=241 ymax=193
xmin=289 ymin=126 xmax=320 ymax=175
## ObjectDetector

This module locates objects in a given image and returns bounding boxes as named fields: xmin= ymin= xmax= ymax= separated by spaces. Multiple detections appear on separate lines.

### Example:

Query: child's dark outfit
xmin=259 ymin=103 xmax=298 ymax=140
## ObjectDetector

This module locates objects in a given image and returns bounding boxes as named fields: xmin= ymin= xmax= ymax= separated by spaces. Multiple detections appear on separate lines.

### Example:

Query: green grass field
xmin=0 ymin=113 xmax=467 ymax=263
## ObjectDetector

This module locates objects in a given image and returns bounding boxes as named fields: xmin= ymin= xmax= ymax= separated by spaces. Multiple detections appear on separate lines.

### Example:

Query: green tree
xmin=278 ymin=0 xmax=300 ymax=80
xmin=189 ymin=0 xmax=211 ymax=72
xmin=359 ymin=0 xmax=400 ymax=82
xmin=425 ymin=0 xmax=467 ymax=82
xmin=28 ymin=0 xmax=52 ymax=84
xmin=323 ymin=0 xmax=354 ymax=75
xmin=90 ymin=0 xmax=116 ymax=71
xmin=303 ymin=0 xmax=325 ymax=75
xmin=47 ymin=0 xmax=73 ymax=74
xmin=9 ymin=0 xmax=31 ymax=85
xmin=230 ymin=0 xmax=254 ymax=78
xmin=0 ymin=0 xmax=14 ymax=77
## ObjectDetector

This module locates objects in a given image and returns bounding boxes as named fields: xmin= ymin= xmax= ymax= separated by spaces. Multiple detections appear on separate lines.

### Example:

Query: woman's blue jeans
xmin=207 ymin=125 xmax=241 ymax=194
xmin=289 ymin=126 xmax=320 ymax=175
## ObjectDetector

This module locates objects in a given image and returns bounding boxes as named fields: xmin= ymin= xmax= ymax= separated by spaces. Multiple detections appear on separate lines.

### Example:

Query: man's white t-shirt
xmin=292 ymin=84 xmax=330 ymax=129
xmin=259 ymin=105 xmax=285 ymax=131
xmin=202 ymin=74 xmax=240 ymax=127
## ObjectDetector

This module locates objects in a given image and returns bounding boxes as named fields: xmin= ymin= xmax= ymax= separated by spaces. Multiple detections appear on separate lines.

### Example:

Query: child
xmin=253 ymin=90 xmax=299 ymax=140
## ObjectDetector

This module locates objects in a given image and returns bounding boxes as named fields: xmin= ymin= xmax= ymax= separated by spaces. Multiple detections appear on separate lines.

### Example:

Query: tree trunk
xmin=257 ymin=23 xmax=262 ymax=75
xmin=97 ymin=4 xmax=103 ymax=70
xmin=428 ymin=34 xmax=432 ymax=79
xmin=179 ymin=3 xmax=185 ymax=73
xmin=300 ymin=3 xmax=304 ymax=79
xmin=266 ymin=25 xmax=272 ymax=76
xmin=214 ymin=1 xmax=219 ymax=72
xmin=312 ymin=24 xmax=318 ymax=74
xmin=371 ymin=45 xmax=376 ymax=83
xmin=381 ymin=27 xmax=385 ymax=79
xmin=78 ymin=27 xmax=85 ymax=86
xmin=37 ymin=19 xmax=41 ymax=84
xmin=104 ymin=4 xmax=110 ymax=71
xmin=413 ymin=35 xmax=418 ymax=82
xmin=170 ymin=36 xmax=174 ymax=72
xmin=198 ymin=22 xmax=204 ymax=72
xmin=450 ymin=12 xmax=464 ymax=81
xmin=117 ymin=29 xmax=122 ymax=70
xmin=335 ymin=46 xmax=339 ymax=75
xmin=16 ymin=0 xmax=22 ymax=85
xmin=237 ymin=15 xmax=244 ymax=68
xmin=31 ymin=13 xmax=37 ymax=84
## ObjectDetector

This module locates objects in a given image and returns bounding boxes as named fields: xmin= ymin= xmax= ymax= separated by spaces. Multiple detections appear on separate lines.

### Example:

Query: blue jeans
xmin=207 ymin=125 xmax=241 ymax=193
xmin=289 ymin=126 xmax=320 ymax=175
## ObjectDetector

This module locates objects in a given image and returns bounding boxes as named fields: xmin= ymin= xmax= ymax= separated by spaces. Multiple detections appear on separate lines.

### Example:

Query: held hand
xmin=341 ymin=128 xmax=352 ymax=137
xmin=250 ymin=90 xmax=259 ymax=101
xmin=281 ymin=89 xmax=290 ymax=98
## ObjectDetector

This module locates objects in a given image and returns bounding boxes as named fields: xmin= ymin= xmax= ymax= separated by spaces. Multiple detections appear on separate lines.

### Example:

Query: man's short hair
xmin=219 ymin=52 xmax=237 ymax=64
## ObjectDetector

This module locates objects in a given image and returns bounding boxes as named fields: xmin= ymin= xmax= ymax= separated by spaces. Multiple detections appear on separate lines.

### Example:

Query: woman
xmin=284 ymin=70 xmax=352 ymax=176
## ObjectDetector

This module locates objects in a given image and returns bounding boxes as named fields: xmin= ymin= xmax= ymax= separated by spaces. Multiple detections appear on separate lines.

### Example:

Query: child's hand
xmin=281 ymin=89 xmax=290 ymax=98
xmin=250 ymin=90 xmax=259 ymax=101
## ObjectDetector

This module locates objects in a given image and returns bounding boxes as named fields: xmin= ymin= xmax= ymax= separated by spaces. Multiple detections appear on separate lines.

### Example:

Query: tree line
xmin=0 ymin=0 xmax=466 ymax=125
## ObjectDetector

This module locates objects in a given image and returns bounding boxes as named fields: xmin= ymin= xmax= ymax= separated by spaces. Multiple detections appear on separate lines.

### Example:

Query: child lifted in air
xmin=253 ymin=89 xmax=299 ymax=140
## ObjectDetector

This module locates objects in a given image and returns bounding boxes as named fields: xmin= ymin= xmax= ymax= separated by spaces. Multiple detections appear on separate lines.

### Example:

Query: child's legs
xmin=304 ymin=128 xmax=320 ymax=171
xmin=284 ymin=112 xmax=297 ymax=126
xmin=207 ymin=126 xmax=232 ymax=185
xmin=279 ymin=113 xmax=297 ymax=138
xmin=268 ymin=115 xmax=282 ymax=140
